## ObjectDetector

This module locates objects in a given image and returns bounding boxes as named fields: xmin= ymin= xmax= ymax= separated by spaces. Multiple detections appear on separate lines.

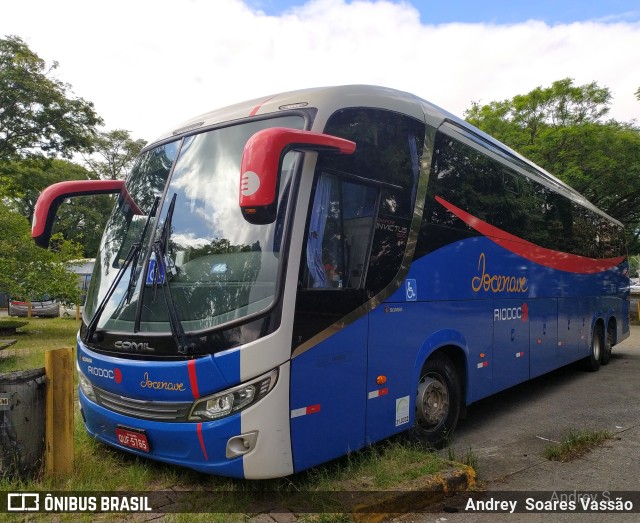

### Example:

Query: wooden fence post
xmin=45 ymin=347 xmax=74 ymax=477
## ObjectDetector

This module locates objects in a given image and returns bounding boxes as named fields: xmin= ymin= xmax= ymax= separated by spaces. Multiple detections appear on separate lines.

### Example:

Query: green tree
xmin=0 ymin=158 xmax=115 ymax=257
xmin=465 ymin=78 xmax=640 ymax=249
xmin=0 ymin=205 xmax=82 ymax=306
xmin=83 ymin=129 xmax=146 ymax=180
xmin=0 ymin=35 xmax=102 ymax=161
xmin=0 ymin=157 xmax=90 ymax=219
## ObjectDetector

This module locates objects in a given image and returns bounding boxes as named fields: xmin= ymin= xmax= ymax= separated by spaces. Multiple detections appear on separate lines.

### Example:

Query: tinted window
xmin=416 ymin=131 xmax=624 ymax=260
xmin=293 ymin=108 xmax=425 ymax=348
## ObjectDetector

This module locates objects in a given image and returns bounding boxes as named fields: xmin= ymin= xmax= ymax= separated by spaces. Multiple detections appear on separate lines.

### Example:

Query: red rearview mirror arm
xmin=240 ymin=127 xmax=356 ymax=224
xmin=32 ymin=180 xmax=140 ymax=248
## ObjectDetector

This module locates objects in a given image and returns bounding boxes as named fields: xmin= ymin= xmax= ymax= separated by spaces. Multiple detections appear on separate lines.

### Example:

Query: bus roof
xmin=146 ymin=84 xmax=621 ymax=227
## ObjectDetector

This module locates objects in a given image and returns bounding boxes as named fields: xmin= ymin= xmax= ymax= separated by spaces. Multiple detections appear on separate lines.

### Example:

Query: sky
xmin=1 ymin=0 xmax=639 ymax=143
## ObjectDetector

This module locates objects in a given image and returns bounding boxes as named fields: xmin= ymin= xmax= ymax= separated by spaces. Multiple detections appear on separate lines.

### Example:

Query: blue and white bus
xmin=32 ymin=85 xmax=629 ymax=479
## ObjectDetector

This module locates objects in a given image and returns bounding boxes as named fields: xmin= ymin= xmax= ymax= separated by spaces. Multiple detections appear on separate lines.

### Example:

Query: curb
xmin=351 ymin=465 xmax=476 ymax=523
xmin=248 ymin=465 xmax=476 ymax=523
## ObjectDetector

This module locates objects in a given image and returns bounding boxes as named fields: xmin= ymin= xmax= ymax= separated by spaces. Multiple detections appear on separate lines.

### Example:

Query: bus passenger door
xmin=492 ymin=299 xmax=530 ymax=392
xmin=289 ymin=313 xmax=368 ymax=473
xmin=528 ymin=299 xmax=559 ymax=378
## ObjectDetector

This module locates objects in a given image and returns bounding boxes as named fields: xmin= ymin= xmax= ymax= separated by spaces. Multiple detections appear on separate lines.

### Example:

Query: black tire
xmin=410 ymin=354 xmax=461 ymax=448
xmin=601 ymin=324 xmax=614 ymax=365
xmin=584 ymin=326 xmax=603 ymax=372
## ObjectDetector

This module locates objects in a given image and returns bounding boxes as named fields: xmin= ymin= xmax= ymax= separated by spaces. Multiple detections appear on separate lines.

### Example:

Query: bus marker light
xmin=291 ymin=404 xmax=321 ymax=418
xmin=376 ymin=375 xmax=387 ymax=385
xmin=477 ymin=361 xmax=489 ymax=369
xmin=367 ymin=388 xmax=389 ymax=399
xmin=515 ymin=352 xmax=524 ymax=358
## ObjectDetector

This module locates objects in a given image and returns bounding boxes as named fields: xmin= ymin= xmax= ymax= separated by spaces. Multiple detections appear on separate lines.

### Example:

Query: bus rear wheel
xmin=410 ymin=354 xmax=461 ymax=448
xmin=601 ymin=324 xmax=614 ymax=365
xmin=584 ymin=326 xmax=603 ymax=372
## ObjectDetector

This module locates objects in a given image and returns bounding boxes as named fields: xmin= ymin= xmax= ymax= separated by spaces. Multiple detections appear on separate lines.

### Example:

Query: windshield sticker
xmin=211 ymin=263 xmax=228 ymax=274
xmin=145 ymin=253 xmax=166 ymax=285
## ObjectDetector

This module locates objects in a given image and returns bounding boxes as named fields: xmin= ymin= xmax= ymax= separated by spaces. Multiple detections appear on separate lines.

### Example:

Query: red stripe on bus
xmin=249 ymin=96 xmax=276 ymax=116
xmin=435 ymin=196 xmax=625 ymax=274
xmin=196 ymin=423 xmax=208 ymax=461
xmin=187 ymin=359 xmax=200 ymax=400
xmin=306 ymin=404 xmax=321 ymax=415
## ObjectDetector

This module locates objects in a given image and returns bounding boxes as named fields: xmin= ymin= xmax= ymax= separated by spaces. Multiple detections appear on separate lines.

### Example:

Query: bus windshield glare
xmin=84 ymin=114 xmax=305 ymax=335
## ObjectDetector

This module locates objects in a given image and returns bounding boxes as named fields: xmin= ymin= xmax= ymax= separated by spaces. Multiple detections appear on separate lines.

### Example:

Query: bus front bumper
xmin=78 ymin=391 xmax=247 ymax=478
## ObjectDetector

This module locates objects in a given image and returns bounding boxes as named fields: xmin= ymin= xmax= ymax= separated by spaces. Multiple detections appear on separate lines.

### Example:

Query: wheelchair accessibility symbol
xmin=405 ymin=279 xmax=417 ymax=301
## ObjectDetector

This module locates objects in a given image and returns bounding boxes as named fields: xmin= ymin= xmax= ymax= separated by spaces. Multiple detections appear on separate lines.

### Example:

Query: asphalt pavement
xmin=395 ymin=325 xmax=640 ymax=523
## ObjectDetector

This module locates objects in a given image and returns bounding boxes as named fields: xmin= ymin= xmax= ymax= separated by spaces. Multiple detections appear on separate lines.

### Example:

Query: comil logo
xmin=114 ymin=341 xmax=155 ymax=352
xmin=494 ymin=303 xmax=529 ymax=322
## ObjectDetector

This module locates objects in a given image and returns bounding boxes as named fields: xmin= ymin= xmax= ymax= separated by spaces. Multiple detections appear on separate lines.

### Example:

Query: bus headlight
xmin=76 ymin=363 xmax=97 ymax=402
xmin=188 ymin=369 xmax=278 ymax=421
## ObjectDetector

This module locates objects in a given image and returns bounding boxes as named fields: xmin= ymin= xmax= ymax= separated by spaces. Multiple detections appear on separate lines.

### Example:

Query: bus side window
xmin=304 ymin=173 xmax=377 ymax=289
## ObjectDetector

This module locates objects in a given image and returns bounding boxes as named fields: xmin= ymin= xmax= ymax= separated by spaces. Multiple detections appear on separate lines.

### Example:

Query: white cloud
xmin=1 ymin=0 xmax=639 ymax=142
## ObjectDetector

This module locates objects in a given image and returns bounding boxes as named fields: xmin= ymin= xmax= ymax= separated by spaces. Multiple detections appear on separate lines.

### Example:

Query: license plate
xmin=115 ymin=427 xmax=150 ymax=453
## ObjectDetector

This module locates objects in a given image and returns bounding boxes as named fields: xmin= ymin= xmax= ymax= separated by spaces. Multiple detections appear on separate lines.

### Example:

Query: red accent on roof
xmin=435 ymin=196 xmax=625 ymax=274
xmin=249 ymin=96 xmax=276 ymax=116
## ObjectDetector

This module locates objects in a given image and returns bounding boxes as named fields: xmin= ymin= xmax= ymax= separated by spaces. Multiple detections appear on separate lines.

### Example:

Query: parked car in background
xmin=60 ymin=302 xmax=84 ymax=319
xmin=8 ymin=298 xmax=60 ymax=318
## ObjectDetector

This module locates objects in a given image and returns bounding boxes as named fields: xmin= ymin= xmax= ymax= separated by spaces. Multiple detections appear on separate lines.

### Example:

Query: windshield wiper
xmin=150 ymin=193 xmax=194 ymax=355
xmin=84 ymin=196 xmax=160 ymax=344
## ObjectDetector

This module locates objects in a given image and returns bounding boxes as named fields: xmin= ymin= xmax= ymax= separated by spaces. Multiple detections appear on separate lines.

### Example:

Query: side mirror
xmin=239 ymin=127 xmax=356 ymax=224
xmin=32 ymin=180 xmax=141 ymax=248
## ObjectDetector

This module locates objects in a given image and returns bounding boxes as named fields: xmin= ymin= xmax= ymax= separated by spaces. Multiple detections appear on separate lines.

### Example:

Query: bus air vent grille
xmin=93 ymin=386 xmax=192 ymax=422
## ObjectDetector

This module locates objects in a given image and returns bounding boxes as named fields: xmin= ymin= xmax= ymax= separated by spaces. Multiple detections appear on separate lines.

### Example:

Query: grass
xmin=0 ymin=317 xmax=468 ymax=520
xmin=302 ymin=439 xmax=457 ymax=490
xmin=445 ymin=443 xmax=479 ymax=471
xmin=544 ymin=428 xmax=612 ymax=462
xmin=0 ymin=316 xmax=78 ymax=372
xmin=0 ymin=430 xmax=460 ymax=521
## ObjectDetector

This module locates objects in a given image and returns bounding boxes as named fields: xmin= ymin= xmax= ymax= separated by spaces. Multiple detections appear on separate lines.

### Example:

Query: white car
xmin=8 ymin=298 xmax=60 ymax=318
xmin=60 ymin=303 xmax=83 ymax=318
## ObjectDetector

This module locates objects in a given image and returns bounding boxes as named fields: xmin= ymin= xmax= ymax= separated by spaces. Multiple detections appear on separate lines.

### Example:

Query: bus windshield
xmin=84 ymin=114 xmax=305 ymax=336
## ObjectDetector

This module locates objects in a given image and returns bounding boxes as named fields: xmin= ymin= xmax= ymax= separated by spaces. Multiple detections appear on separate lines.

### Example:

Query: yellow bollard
xmin=45 ymin=347 xmax=74 ymax=478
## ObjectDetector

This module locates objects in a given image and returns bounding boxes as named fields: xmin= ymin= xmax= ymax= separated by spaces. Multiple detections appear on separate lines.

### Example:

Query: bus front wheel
xmin=410 ymin=354 xmax=461 ymax=448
